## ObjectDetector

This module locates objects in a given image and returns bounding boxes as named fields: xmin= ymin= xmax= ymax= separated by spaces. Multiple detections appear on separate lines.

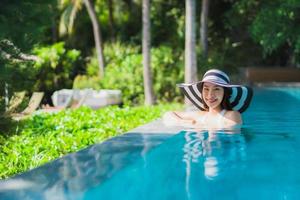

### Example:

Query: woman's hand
xmin=162 ymin=111 xmax=196 ymax=127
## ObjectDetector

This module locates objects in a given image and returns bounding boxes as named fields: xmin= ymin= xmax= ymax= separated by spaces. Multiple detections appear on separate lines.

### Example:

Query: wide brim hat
xmin=177 ymin=69 xmax=253 ymax=113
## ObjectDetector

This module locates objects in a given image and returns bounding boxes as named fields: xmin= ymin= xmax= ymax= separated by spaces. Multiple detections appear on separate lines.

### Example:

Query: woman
xmin=163 ymin=69 xmax=253 ymax=129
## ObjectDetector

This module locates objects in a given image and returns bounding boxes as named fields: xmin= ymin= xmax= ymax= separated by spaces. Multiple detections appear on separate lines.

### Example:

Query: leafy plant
xmin=33 ymin=42 xmax=81 ymax=102
xmin=0 ymin=0 xmax=56 ymax=50
xmin=73 ymin=75 xmax=101 ymax=90
xmin=151 ymin=46 xmax=184 ymax=102
xmin=0 ymin=39 xmax=36 ymax=133
xmin=226 ymin=0 xmax=300 ymax=66
xmin=0 ymin=103 xmax=182 ymax=179
xmin=88 ymin=43 xmax=184 ymax=105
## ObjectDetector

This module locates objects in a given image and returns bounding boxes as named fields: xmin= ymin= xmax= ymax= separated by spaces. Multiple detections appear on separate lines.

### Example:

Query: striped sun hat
xmin=177 ymin=69 xmax=253 ymax=113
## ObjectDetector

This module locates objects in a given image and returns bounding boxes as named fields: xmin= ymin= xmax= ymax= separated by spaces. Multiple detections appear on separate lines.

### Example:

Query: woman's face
xmin=202 ymin=82 xmax=224 ymax=110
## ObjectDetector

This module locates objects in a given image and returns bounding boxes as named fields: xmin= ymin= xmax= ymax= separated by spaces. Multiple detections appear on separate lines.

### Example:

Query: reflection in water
xmin=0 ymin=179 xmax=37 ymax=190
xmin=2 ymin=88 xmax=299 ymax=199
xmin=182 ymin=130 xmax=247 ymax=197
xmin=0 ymin=133 xmax=172 ymax=200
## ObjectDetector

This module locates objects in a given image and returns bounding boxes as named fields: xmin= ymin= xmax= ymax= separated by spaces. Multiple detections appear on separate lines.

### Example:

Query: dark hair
xmin=201 ymin=84 xmax=232 ymax=111
xmin=221 ymin=87 xmax=233 ymax=110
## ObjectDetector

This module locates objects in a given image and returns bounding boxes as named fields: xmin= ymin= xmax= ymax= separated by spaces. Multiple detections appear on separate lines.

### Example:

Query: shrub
xmin=151 ymin=46 xmax=184 ymax=102
xmin=88 ymin=43 xmax=184 ymax=105
xmin=73 ymin=75 xmax=101 ymax=90
xmin=0 ymin=103 xmax=182 ymax=179
xmin=101 ymin=53 xmax=144 ymax=105
xmin=0 ymin=39 xmax=36 ymax=133
xmin=33 ymin=42 xmax=81 ymax=102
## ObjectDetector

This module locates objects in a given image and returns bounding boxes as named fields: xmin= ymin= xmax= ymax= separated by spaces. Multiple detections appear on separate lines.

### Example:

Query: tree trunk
xmin=185 ymin=0 xmax=197 ymax=83
xmin=50 ymin=4 xmax=58 ymax=43
xmin=200 ymin=0 xmax=209 ymax=59
xmin=5 ymin=82 xmax=8 ymax=111
xmin=107 ymin=0 xmax=115 ymax=41
xmin=142 ymin=0 xmax=155 ymax=105
xmin=185 ymin=0 xmax=197 ymax=105
xmin=83 ymin=0 xmax=105 ymax=77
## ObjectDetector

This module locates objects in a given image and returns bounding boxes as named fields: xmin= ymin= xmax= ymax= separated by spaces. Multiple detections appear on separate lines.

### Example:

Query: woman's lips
xmin=206 ymin=98 xmax=217 ymax=103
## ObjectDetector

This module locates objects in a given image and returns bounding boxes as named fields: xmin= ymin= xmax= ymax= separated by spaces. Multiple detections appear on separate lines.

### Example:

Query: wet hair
xmin=201 ymin=84 xmax=233 ymax=111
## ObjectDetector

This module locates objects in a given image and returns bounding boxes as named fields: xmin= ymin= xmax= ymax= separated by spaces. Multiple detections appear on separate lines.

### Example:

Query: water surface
xmin=1 ymin=87 xmax=300 ymax=200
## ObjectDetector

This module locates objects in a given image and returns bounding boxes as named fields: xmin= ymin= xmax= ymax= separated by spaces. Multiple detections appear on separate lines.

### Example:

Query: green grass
xmin=0 ymin=104 xmax=182 ymax=179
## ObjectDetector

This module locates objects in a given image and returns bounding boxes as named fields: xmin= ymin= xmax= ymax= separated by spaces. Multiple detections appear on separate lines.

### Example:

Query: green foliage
xmin=0 ymin=0 xmax=57 ymax=50
xmin=92 ymin=43 xmax=184 ymax=105
xmin=0 ymin=39 xmax=36 ymax=132
xmin=100 ymin=0 xmax=142 ymax=43
xmin=0 ymin=98 xmax=14 ymax=134
xmin=151 ymin=46 xmax=184 ymax=102
xmin=197 ymin=38 xmax=247 ymax=76
xmin=250 ymin=1 xmax=300 ymax=55
xmin=226 ymin=0 xmax=300 ymax=66
xmin=73 ymin=75 xmax=101 ymax=90
xmin=85 ymin=42 xmax=141 ymax=77
xmin=100 ymin=44 xmax=143 ymax=105
xmin=0 ymin=40 xmax=37 ymax=92
xmin=33 ymin=42 xmax=81 ymax=98
xmin=0 ymin=103 xmax=182 ymax=179
xmin=93 ymin=0 xmax=185 ymax=45
xmin=151 ymin=1 xmax=185 ymax=46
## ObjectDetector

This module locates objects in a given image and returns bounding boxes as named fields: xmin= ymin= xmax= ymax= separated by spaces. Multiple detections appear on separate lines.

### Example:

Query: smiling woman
xmin=163 ymin=69 xmax=253 ymax=129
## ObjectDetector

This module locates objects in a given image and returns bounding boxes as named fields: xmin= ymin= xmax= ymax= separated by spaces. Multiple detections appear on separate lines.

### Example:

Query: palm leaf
xmin=59 ymin=0 xmax=83 ymax=36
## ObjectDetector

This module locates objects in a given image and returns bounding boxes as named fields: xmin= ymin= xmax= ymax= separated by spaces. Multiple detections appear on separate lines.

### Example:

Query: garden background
xmin=0 ymin=0 xmax=299 ymax=178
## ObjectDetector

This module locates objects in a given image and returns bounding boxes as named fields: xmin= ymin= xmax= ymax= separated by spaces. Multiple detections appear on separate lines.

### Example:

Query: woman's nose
xmin=208 ymin=90 xmax=215 ymax=97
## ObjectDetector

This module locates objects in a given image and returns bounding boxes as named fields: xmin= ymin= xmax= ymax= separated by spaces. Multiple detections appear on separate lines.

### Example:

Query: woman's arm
xmin=162 ymin=111 xmax=198 ymax=126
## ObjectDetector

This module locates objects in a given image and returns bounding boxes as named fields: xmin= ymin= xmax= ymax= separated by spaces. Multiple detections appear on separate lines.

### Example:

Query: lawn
xmin=0 ymin=104 xmax=182 ymax=179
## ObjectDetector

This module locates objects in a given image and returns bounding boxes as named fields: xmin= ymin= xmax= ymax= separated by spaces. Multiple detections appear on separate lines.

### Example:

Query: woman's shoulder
xmin=224 ymin=110 xmax=242 ymax=124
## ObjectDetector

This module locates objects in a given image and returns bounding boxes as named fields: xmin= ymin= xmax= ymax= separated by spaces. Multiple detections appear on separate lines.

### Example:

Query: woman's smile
xmin=205 ymin=98 xmax=218 ymax=104
xmin=164 ymin=68 xmax=250 ymax=129
xmin=202 ymin=82 xmax=224 ymax=110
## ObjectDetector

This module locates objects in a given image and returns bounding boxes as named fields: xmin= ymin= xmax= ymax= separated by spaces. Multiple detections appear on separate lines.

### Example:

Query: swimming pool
xmin=0 ymin=87 xmax=300 ymax=199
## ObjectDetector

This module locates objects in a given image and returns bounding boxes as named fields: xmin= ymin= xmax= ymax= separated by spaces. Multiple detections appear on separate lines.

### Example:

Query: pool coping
xmin=0 ymin=119 xmax=183 ymax=198
xmin=253 ymin=82 xmax=300 ymax=87
xmin=127 ymin=118 xmax=184 ymax=134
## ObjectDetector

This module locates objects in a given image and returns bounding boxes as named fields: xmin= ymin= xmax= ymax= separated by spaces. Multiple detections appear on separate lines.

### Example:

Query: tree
xmin=225 ymin=0 xmax=300 ymax=67
xmin=0 ymin=0 xmax=55 ymax=50
xmin=185 ymin=0 xmax=197 ymax=84
xmin=142 ymin=0 xmax=155 ymax=105
xmin=200 ymin=0 xmax=209 ymax=59
xmin=0 ymin=39 xmax=37 ymax=132
xmin=107 ymin=0 xmax=116 ymax=41
xmin=249 ymin=0 xmax=300 ymax=66
xmin=59 ymin=0 xmax=105 ymax=77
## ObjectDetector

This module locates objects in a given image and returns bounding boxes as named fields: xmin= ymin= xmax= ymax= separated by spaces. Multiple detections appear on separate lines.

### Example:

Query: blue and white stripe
xmin=178 ymin=69 xmax=253 ymax=113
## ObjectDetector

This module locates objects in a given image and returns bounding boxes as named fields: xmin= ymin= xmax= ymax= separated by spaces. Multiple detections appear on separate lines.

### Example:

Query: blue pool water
xmin=1 ymin=87 xmax=300 ymax=200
